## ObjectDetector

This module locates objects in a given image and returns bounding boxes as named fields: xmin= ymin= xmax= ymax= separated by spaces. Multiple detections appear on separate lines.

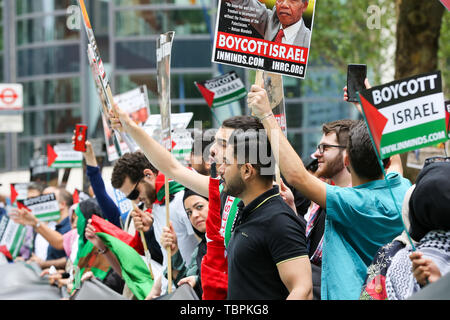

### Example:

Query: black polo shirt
xmin=227 ymin=186 xmax=308 ymax=300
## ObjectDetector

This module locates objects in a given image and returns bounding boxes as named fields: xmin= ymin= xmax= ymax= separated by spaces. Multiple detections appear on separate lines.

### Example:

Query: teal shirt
xmin=321 ymin=172 xmax=411 ymax=300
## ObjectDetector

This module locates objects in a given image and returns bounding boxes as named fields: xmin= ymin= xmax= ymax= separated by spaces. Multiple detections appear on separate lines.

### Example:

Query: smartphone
xmin=347 ymin=64 xmax=367 ymax=102
xmin=74 ymin=124 xmax=88 ymax=152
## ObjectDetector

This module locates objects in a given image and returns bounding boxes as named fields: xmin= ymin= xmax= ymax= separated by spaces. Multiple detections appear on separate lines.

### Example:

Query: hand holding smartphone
xmin=347 ymin=64 xmax=367 ymax=102
xmin=74 ymin=124 xmax=88 ymax=152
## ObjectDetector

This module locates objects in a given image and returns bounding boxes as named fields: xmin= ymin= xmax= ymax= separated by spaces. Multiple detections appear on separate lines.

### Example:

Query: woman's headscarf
xmin=408 ymin=162 xmax=450 ymax=242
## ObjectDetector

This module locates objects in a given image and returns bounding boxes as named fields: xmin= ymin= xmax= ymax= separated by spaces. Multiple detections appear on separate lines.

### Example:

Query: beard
xmin=223 ymin=174 xmax=246 ymax=198
xmin=316 ymin=153 xmax=345 ymax=179
xmin=141 ymin=180 xmax=157 ymax=208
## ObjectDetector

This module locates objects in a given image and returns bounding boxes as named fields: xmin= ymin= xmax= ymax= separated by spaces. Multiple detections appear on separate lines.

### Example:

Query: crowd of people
xmin=0 ymin=81 xmax=449 ymax=301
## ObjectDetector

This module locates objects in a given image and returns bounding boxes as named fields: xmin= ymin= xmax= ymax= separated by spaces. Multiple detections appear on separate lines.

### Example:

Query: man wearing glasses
xmin=306 ymin=119 xmax=355 ymax=299
xmin=111 ymin=151 xmax=199 ymax=295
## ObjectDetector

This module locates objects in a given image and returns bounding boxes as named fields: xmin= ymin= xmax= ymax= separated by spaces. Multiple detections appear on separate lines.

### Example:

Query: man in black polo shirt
xmin=219 ymin=129 xmax=312 ymax=300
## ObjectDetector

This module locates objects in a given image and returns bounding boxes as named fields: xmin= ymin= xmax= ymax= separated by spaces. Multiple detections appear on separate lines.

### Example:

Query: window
xmin=16 ymin=0 xmax=77 ymax=15
xmin=17 ymin=45 xmax=80 ymax=77
xmin=115 ymin=9 xmax=209 ymax=37
xmin=22 ymin=77 xmax=80 ymax=106
xmin=17 ymin=15 xmax=79 ymax=45
xmin=115 ymin=39 xmax=212 ymax=70
xmin=21 ymin=108 xmax=82 ymax=137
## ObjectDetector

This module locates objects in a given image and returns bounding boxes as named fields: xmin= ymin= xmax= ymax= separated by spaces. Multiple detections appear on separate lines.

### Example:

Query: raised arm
xmin=11 ymin=208 xmax=64 ymax=250
xmin=75 ymin=137 xmax=122 ymax=227
xmin=248 ymin=85 xmax=327 ymax=208
xmin=109 ymin=104 xmax=209 ymax=197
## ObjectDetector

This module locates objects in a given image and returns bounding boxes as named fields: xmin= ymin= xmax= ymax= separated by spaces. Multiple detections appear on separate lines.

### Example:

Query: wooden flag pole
xmin=131 ymin=202 xmax=154 ymax=280
xmin=165 ymin=177 xmax=172 ymax=293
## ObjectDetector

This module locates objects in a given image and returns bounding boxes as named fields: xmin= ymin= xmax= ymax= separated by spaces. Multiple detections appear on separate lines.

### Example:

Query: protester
xmin=153 ymin=189 xmax=209 ymax=299
xmin=248 ymin=84 xmax=412 ymax=300
xmin=72 ymin=134 xmax=163 ymax=265
xmin=305 ymin=119 xmax=355 ymax=299
xmin=111 ymin=151 xmax=198 ymax=294
xmin=359 ymin=185 xmax=417 ymax=300
xmin=187 ymin=130 xmax=212 ymax=176
xmin=12 ymin=186 xmax=73 ymax=270
xmin=385 ymin=160 xmax=450 ymax=300
xmin=14 ymin=182 xmax=46 ymax=261
xmin=71 ymin=198 xmax=125 ymax=295
xmin=222 ymin=129 xmax=312 ymax=299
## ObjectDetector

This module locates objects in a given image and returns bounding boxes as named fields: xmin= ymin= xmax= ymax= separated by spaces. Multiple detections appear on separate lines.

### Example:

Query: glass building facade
xmin=0 ymin=0 xmax=357 ymax=173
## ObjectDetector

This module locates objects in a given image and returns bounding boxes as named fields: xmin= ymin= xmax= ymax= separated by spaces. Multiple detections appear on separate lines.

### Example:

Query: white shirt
xmin=280 ymin=18 xmax=305 ymax=45
xmin=34 ymin=221 xmax=57 ymax=260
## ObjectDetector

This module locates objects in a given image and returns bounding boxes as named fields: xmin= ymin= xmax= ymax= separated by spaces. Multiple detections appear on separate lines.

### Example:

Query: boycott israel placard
xmin=212 ymin=0 xmax=316 ymax=78
xmin=359 ymin=71 xmax=448 ymax=159
xmin=0 ymin=213 xmax=26 ymax=259
xmin=21 ymin=193 xmax=60 ymax=222
xmin=47 ymin=143 xmax=83 ymax=169
xmin=195 ymin=71 xmax=247 ymax=108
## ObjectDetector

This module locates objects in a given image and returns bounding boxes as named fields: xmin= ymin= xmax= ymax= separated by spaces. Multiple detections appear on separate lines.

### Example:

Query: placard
xmin=212 ymin=0 xmax=316 ymax=78
xmin=47 ymin=143 xmax=83 ymax=169
xmin=195 ymin=71 xmax=247 ymax=108
xmin=21 ymin=193 xmax=61 ymax=222
xmin=359 ymin=71 xmax=448 ymax=159
xmin=0 ymin=213 xmax=26 ymax=259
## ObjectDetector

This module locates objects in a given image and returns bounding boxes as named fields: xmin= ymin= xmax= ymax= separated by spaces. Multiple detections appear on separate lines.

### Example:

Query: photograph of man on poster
xmin=228 ymin=0 xmax=311 ymax=48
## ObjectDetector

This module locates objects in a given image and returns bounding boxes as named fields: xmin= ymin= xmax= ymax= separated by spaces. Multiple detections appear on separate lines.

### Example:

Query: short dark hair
xmin=111 ymin=151 xmax=158 ymax=189
xmin=322 ymin=119 xmax=356 ymax=146
xmin=27 ymin=182 xmax=45 ymax=195
xmin=58 ymin=187 xmax=73 ymax=208
xmin=347 ymin=120 xmax=389 ymax=180
xmin=222 ymin=115 xmax=264 ymax=131
xmin=228 ymin=129 xmax=275 ymax=183
xmin=191 ymin=129 xmax=214 ymax=157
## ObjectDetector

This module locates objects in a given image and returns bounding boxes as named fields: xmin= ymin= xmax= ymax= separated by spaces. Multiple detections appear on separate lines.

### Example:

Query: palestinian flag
xmin=153 ymin=172 xmax=185 ymax=205
xmin=195 ymin=71 xmax=247 ymax=109
xmin=200 ymin=177 xmax=228 ymax=300
xmin=73 ymin=204 xmax=111 ymax=287
xmin=91 ymin=215 xmax=153 ymax=300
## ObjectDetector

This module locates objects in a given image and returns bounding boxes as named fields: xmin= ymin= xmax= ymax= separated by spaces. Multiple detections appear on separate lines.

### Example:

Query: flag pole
xmin=131 ymin=202 xmax=154 ymax=280
xmin=165 ymin=177 xmax=172 ymax=293
xmin=356 ymin=93 xmax=416 ymax=251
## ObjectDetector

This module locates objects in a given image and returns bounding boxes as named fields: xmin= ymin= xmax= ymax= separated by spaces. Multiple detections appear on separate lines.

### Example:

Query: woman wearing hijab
xmin=159 ymin=189 xmax=208 ymax=299
xmin=385 ymin=160 xmax=450 ymax=300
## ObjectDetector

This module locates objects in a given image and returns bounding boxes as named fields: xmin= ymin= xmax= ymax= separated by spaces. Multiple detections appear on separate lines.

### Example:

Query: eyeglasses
xmin=316 ymin=143 xmax=346 ymax=154
xmin=424 ymin=156 xmax=450 ymax=167
xmin=126 ymin=176 xmax=144 ymax=200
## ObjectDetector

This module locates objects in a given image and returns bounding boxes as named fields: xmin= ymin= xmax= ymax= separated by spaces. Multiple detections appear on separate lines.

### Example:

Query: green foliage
xmin=438 ymin=11 xmax=450 ymax=98
xmin=309 ymin=0 xmax=396 ymax=84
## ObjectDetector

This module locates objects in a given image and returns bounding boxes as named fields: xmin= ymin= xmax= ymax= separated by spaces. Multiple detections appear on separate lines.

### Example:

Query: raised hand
xmin=247 ymin=84 xmax=272 ymax=120
xmin=132 ymin=208 xmax=153 ymax=233
xmin=160 ymin=222 xmax=178 ymax=256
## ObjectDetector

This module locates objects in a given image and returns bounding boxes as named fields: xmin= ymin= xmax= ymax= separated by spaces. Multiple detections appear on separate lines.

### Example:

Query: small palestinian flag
xmin=195 ymin=71 xmax=247 ymax=108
